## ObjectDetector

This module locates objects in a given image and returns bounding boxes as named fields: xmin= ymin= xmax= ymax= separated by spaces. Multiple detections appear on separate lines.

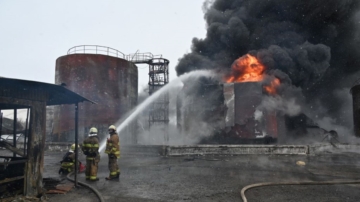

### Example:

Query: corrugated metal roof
xmin=0 ymin=77 xmax=95 ymax=106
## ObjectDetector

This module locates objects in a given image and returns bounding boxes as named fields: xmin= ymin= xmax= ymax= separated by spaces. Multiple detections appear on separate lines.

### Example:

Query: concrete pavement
xmin=44 ymin=147 xmax=360 ymax=202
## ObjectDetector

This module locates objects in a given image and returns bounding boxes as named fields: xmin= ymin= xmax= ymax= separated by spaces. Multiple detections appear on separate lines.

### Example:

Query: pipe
xmin=241 ymin=180 xmax=360 ymax=202
xmin=66 ymin=172 xmax=105 ymax=202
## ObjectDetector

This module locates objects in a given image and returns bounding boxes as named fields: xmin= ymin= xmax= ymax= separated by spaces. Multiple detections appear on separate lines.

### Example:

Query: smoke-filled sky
xmin=176 ymin=0 xmax=360 ymax=128
xmin=2 ymin=0 xmax=360 ymax=131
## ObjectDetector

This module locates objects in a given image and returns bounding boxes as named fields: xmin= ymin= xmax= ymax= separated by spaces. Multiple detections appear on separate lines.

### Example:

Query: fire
xmin=225 ymin=54 xmax=280 ymax=95
xmin=263 ymin=78 xmax=280 ymax=95
xmin=226 ymin=54 xmax=265 ymax=83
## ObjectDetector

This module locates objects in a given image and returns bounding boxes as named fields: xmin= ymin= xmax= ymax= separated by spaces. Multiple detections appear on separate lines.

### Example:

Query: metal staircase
xmin=128 ymin=54 xmax=170 ymax=143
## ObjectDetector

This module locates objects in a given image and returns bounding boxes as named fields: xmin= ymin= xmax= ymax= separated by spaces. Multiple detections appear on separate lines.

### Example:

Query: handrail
xmin=67 ymin=45 xmax=165 ymax=63
xmin=126 ymin=52 xmax=162 ymax=62
xmin=67 ymin=45 xmax=126 ymax=59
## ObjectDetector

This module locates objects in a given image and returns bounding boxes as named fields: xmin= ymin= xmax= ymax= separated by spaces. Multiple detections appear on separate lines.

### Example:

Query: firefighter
xmin=105 ymin=125 xmax=120 ymax=180
xmin=82 ymin=127 xmax=100 ymax=181
xmin=59 ymin=144 xmax=77 ymax=174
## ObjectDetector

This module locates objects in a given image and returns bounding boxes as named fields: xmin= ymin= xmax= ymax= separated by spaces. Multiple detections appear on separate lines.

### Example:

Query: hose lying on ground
xmin=67 ymin=172 xmax=105 ymax=202
xmin=241 ymin=180 xmax=360 ymax=202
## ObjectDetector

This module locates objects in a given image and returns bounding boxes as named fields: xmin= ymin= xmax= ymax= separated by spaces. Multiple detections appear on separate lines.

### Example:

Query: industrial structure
xmin=351 ymin=80 xmax=360 ymax=137
xmin=0 ymin=77 xmax=92 ymax=197
xmin=52 ymin=45 xmax=169 ymax=144
xmin=177 ymin=81 xmax=285 ymax=143
xmin=53 ymin=46 xmax=138 ymax=143
xmin=176 ymin=79 xmax=225 ymax=138
xmin=223 ymin=82 xmax=284 ymax=142
xmin=127 ymin=53 xmax=169 ymax=142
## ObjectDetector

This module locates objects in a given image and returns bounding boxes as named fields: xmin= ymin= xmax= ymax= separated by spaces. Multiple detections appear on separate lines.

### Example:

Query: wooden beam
xmin=24 ymin=100 xmax=46 ymax=196
xmin=0 ymin=176 xmax=24 ymax=185
xmin=0 ymin=141 xmax=24 ymax=156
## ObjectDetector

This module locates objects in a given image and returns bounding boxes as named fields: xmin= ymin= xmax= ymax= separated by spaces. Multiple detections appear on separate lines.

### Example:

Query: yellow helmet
xmin=108 ymin=125 xmax=116 ymax=130
xmin=89 ymin=127 xmax=98 ymax=134
xmin=70 ymin=144 xmax=77 ymax=152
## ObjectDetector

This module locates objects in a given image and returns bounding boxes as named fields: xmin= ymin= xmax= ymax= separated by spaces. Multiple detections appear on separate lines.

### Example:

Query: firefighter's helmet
xmin=89 ymin=127 xmax=97 ymax=136
xmin=69 ymin=144 xmax=77 ymax=152
xmin=108 ymin=125 xmax=116 ymax=131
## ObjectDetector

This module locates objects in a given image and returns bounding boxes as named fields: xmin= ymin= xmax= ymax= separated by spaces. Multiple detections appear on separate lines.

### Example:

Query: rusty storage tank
xmin=52 ymin=45 xmax=138 ymax=143
xmin=224 ymin=82 xmax=284 ymax=142
xmin=351 ymin=80 xmax=360 ymax=137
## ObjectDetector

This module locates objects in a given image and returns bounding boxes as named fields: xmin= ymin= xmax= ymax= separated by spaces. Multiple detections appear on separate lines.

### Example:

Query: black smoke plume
xmin=176 ymin=0 xmax=360 ymax=129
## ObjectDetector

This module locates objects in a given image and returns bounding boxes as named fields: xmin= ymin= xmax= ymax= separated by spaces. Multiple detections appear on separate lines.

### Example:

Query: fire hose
xmin=240 ymin=180 xmax=360 ymax=202
xmin=66 ymin=171 xmax=105 ymax=202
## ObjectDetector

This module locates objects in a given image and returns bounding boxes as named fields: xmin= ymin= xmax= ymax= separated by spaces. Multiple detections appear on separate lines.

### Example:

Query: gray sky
xmin=0 ymin=0 xmax=206 ymax=91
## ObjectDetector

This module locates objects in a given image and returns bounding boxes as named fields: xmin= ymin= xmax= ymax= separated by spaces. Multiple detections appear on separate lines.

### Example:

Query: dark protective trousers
xmin=85 ymin=155 xmax=100 ymax=180
xmin=108 ymin=155 xmax=120 ymax=177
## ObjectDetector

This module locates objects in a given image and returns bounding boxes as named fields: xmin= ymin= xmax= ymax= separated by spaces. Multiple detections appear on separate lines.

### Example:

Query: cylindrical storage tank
xmin=52 ymin=52 xmax=138 ymax=143
xmin=225 ymin=82 xmax=279 ymax=139
xmin=351 ymin=82 xmax=360 ymax=137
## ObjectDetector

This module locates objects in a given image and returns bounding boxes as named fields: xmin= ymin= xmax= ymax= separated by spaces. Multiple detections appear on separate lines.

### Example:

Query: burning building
xmin=223 ymin=54 xmax=283 ymax=141
xmin=177 ymin=54 xmax=285 ymax=143
xmin=223 ymin=82 xmax=284 ymax=142
xmin=176 ymin=0 xmax=360 ymax=142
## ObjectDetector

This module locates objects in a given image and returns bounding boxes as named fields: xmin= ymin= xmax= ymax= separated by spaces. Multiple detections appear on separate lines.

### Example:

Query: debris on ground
xmin=43 ymin=178 xmax=74 ymax=194
xmin=296 ymin=161 xmax=306 ymax=166
xmin=0 ymin=195 xmax=47 ymax=202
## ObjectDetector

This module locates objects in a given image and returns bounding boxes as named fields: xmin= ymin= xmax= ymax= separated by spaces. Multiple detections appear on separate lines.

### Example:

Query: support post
xmin=23 ymin=108 xmax=29 ymax=155
xmin=74 ymin=102 xmax=79 ymax=187
xmin=24 ymin=101 xmax=46 ymax=196
xmin=13 ymin=108 xmax=17 ymax=157
xmin=0 ymin=111 xmax=2 ymax=136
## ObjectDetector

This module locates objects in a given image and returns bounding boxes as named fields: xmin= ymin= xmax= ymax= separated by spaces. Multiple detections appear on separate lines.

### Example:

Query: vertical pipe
xmin=23 ymin=108 xmax=29 ymax=155
xmin=74 ymin=103 xmax=79 ymax=187
xmin=13 ymin=108 xmax=17 ymax=157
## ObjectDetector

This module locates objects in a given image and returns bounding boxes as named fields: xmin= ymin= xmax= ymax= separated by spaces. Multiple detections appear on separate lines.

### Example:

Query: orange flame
xmin=263 ymin=78 xmax=280 ymax=95
xmin=226 ymin=54 xmax=265 ymax=83
xmin=225 ymin=54 xmax=280 ymax=95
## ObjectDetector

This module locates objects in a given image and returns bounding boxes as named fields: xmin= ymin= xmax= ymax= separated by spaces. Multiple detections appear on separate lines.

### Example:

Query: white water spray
xmin=98 ymin=69 xmax=215 ymax=152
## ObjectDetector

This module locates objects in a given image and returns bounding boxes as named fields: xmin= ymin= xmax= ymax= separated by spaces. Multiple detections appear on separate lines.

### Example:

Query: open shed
xmin=0 ymin=77 xmax=93 ymax=197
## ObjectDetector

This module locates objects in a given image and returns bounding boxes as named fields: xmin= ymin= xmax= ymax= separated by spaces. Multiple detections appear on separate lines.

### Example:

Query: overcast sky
xmin=0 ymin=0 xmax=206 ymax=91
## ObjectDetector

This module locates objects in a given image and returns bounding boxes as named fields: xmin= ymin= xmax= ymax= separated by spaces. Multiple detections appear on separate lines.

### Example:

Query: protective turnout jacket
xmin=60 ymin=152 xmax=75 ymax=173
xmin=82 ymin=136 xmax=100 ymax=156
xmin=105 ymin=133 xmax=120 ymax=158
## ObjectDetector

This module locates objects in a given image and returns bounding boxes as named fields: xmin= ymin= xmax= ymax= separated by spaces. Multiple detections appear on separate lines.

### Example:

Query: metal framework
xmin=129 ymin=54 xmax=170 ymax=143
